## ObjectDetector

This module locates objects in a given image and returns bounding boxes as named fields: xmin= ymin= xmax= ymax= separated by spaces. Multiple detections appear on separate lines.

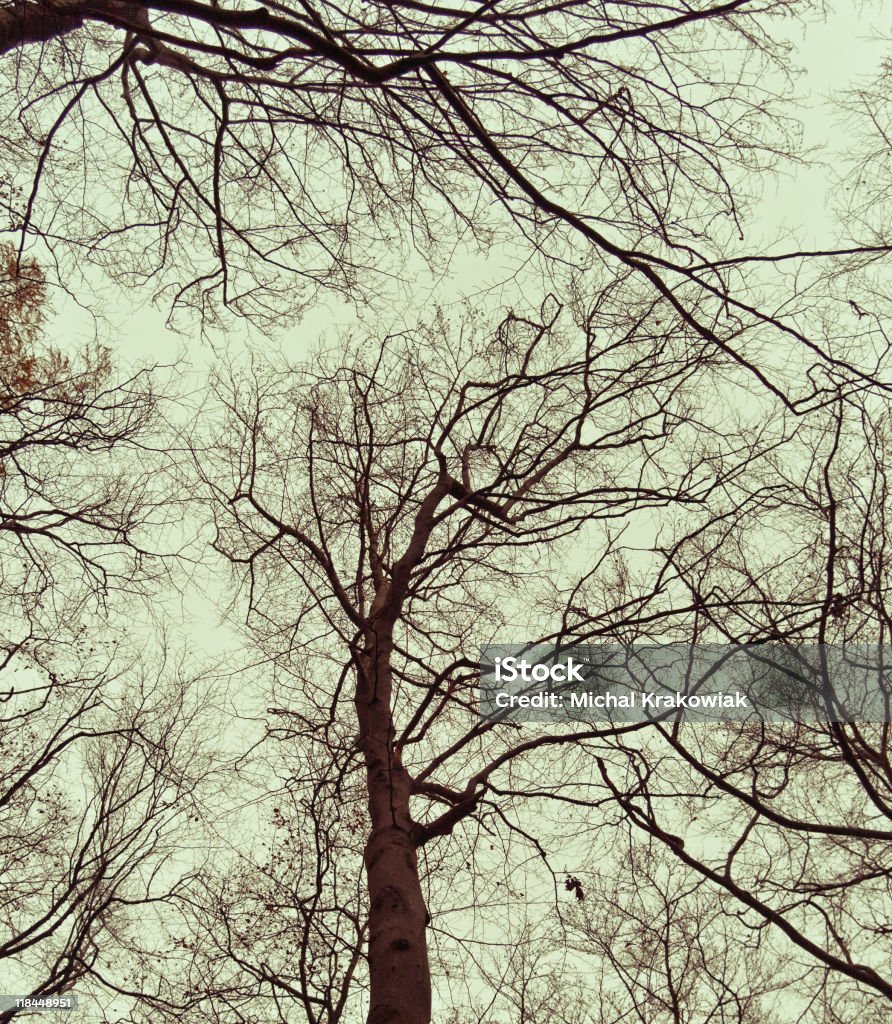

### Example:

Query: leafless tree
xmin=4 ymin=5 xmax=892 ymax=1023
xmin=471 ymin=842 xmax=777 ymax=1024
xmin=590 ymin=385 xmax=892 ymax=1022
xmin=166 ymin=292 xmax=892 ymax=1024
xmin=0 ymin=245 xmax=215 ymax=1022
xmin=1 ymin=0 xmax=880 ymax=384
xmin=0 ymin=642 xmax=214 ymax=1023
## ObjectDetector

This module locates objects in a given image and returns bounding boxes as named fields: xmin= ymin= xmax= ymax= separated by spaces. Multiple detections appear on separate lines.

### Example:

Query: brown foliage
xmin=0 ymin=242 xmax=46 ymax=396
xmin=0 ymin=242 xmax=111 ymax=405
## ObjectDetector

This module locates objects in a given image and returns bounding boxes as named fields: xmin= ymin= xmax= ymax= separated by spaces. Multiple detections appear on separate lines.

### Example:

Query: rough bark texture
xmin=358 ymin=614 xmax=431 ymax=1024
xmin=0 ymin=2 xmax=84 ymax=53
xmin=364 ymin=824 xmax=430 ymax=1024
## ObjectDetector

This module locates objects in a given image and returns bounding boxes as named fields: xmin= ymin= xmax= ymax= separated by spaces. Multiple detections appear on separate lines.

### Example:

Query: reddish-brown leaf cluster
xmin=0 ymin=242 xmax=111 ymax=409
xmin=0 ymin=241 xmax=46 ymax=396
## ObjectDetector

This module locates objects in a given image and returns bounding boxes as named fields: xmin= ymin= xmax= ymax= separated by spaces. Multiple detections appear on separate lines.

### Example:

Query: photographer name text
xmin=491 ymin=656 xmax=748 ymax=710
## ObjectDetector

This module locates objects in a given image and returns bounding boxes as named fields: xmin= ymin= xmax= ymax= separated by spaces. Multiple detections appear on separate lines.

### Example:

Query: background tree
xmin=0 ymin=642 xmax=214 ymax=1023
xmin=0 ymin=245 xmax=215 ymax=1022
xmin=109 ymin=732 xmax=370 ymax=1024
xmin=467 ymin=843 xmax=777 ymax=1024
xmin=0 ymin=240 xmax=161 ymax=629
xmin=0 ymin=241 xmax=48 ymax=393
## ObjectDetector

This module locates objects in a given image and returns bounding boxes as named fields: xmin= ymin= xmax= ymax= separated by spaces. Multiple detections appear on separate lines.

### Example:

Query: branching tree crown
xmin=164 ymin=299 xmax=892 ymax=1024
xmin=0 ymin=247 xmax=216 ymax=1022
xmin=0 ymin=0 xmax=817 ymax=334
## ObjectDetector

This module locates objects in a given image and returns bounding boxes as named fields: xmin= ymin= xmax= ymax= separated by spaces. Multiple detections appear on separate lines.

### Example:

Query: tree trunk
xmin=364 ymin=822 xmax=431 ymax=1024
xmin=358 ymin=626 xmax=432 ymax=1024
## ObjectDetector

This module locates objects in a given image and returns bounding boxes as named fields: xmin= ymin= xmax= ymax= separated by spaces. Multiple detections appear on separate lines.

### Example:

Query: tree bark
xmin=0 ymin=2 xmax=85 ymax=54
xmin=358 ymin=620 xmax=431 ymax=1024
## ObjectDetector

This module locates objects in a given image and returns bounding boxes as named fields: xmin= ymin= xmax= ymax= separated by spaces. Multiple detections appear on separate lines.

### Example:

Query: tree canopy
xmin=0 ymin=2 xmax=828 ymax=330
xmin=2 ymin=4 xmax=892 ymax=1024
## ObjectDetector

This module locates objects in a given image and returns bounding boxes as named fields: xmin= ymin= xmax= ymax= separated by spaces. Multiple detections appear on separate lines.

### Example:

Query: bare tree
xmin=3 ymin=5 xmax=892 ymax=1023
xmin=0 ymin=245 xmax=216 ymax=1022
xmin=0 ymin=0 xmax=872 ymax=382
xmin=472 ymin=842 xmax=776 ymax=1024
xmin=170 ymin=292 xmax=892 ymax=1024
xmin=100 ymin=705 xmax=370 ymax=1024
xmin=588 ymin=385 xmax=892 ymax=1021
